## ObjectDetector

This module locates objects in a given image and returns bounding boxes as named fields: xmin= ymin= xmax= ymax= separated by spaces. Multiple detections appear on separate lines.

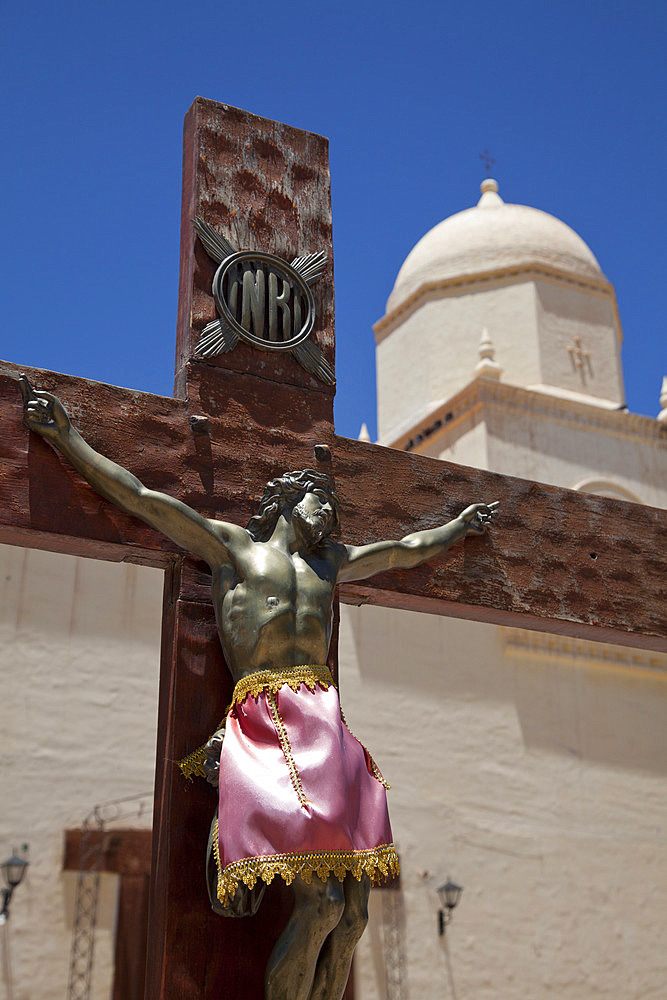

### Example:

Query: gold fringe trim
xmin=339 ymin=707 xmax=391 ymax=790
xmin=177 ymin=666 xmax=332 ymax=780
xmin=231 ymin=665 xmax=334 ymax=707
xmin=177 ymin=717 xmax=226 ymax=780
xmin=266 ymin=691 xmax=310 ymax=809
xmin=217 ymin=844 xmax=399 ymax=906
xmin=213 ymin=816 xmax=222 ymax=880
xmin=178 ymin=665 xmax=393 ymax=794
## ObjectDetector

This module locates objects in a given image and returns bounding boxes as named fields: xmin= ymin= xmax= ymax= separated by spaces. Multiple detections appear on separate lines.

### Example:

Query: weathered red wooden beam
xmin=146 ymin=561 xmax=307 ymax=999
xmin=0 ymin=361 xmax=334 ymax=562
xmin=1 ymin=362 xmax=665 ymax=650
xmin=113 ymin=873 xmax=150 ymax=1000
xmin=63 ymin=829 xmax=151 ymax=1000
xmin=174 ymin=98 xmax=336 ymax=409
xmin=331 ymin=436 xmax=667 ymax=652
xmin=63 ymin=828 xmax=152 ymax=876
xmin=0 ymin=365 xmax=182 ymax=564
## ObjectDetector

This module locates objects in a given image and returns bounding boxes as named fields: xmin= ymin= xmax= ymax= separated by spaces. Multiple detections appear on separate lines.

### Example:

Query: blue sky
xmin=1 ymin=0 xmax=665 ymax=440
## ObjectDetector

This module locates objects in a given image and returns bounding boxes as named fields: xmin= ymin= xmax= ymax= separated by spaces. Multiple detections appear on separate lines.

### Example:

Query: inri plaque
xmin=193 ymin=217 xmax=334 ymax=385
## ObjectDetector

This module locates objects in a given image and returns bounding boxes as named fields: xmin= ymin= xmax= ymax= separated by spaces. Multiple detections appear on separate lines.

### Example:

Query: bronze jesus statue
xmin=19 ymin=374 xmax=497 ymax=1000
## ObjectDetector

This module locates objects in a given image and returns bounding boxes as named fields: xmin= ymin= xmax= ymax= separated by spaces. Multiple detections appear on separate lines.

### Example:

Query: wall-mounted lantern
xmin=0 ymin=847 xmax=29 ymax=925
xmin=437 ymin=878 xmax=462 ymax=935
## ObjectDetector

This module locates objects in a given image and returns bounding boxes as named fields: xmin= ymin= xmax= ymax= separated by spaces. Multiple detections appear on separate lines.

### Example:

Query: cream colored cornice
xmin=373 ymin=263 xmax=620 ymax=345
xmin=502 ymin=627 xmax=667 ymax=675
xmin=385 ymin=379 xmax=667 ymax=453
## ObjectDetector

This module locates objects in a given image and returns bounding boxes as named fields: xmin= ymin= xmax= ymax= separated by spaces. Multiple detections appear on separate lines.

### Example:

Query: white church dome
xmin=386 ymin=179 xmax=605 ymax=313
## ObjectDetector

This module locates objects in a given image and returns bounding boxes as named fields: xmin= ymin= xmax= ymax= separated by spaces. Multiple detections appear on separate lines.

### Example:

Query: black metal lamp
xmin=0 ymin=847 xmax=29 ymax=924
xmin=437 ymin=879 xmax=462 ymax=935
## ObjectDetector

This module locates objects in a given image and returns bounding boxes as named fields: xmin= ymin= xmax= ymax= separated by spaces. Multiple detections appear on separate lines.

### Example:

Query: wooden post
xmin=146 ymin=100 xmax=339 ymax=998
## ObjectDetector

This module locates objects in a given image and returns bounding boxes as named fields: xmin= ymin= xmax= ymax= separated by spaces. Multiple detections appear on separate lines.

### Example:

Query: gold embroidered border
xmin=217 ymin=844 xmax=399 ymax=906
xmin=266 ymin=691 xmax=310 ymax=809
xmin=339 ymin=707 xmax=391 ymax=790
xmin=231 ymin=665 xmax=334 ymax=707
xmin=177 ymin=716 xmax=226 ymax=780
xmin=177 ymin=666 xmax=333 ymax=780
xmin=213 ymin=816 xmax=222 ymax=881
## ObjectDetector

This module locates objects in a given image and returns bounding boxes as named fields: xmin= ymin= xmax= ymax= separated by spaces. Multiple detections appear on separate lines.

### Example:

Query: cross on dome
xmin=479 ymin=148 xmax=496 ymax=176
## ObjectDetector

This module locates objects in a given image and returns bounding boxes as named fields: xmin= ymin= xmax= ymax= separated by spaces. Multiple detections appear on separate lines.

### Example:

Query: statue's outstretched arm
xmin=337 ymin=502 xmax=498 ymax=584
xmin=18 ymin=375 xmax=246 ymax=567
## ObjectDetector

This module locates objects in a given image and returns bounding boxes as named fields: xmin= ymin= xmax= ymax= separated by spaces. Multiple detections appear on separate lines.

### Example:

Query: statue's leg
xmin=308 ymin=873 xmax=371 ymax=1000
xmin=265 ymin=876 xmax=345 ymax=1000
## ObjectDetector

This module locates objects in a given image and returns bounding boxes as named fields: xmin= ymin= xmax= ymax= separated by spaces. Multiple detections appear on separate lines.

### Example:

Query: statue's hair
xmin=246 ymin=469 xmax=340 ymax=542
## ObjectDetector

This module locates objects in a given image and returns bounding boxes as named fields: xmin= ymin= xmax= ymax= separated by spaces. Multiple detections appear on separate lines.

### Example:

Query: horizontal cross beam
xmin=63 ymin=828 xmax=152 ymax=877
xmin=1 ymin=362 xmax=665 ymax=651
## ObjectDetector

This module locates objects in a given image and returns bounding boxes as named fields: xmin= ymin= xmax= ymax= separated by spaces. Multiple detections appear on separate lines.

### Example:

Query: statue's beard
xmin=293 ymin=501 xmax=329 ymax=546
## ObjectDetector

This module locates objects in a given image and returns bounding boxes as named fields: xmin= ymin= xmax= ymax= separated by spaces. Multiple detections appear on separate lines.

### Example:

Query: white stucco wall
xmin=487 ymin=419 xmax=666 ymax=509
xmin=376 ymin=281 xmax=539 ymax=443
xmin=534 ymin=279 xmax=624 ymax=406
xmin=339 ymin=604 xmax=667 ymax=1000
xmin=434 ymin=416 xmax=489 ymax=472
xmin=0 ymin=544 xmax=163 ymax=1000
xmin=376 ymin=274 xmax=623 ymax=445
xmin=428 ymin=396 xmax=667 ymax=510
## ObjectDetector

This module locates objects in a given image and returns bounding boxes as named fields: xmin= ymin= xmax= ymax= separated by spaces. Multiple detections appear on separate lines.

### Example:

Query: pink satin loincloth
xmin=213 ymin=666 xmax=398 ymax=905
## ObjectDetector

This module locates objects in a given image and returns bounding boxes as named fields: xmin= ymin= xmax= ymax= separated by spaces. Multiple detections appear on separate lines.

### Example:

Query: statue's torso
xmin=211 ymin=539 xmax=341 ymax=683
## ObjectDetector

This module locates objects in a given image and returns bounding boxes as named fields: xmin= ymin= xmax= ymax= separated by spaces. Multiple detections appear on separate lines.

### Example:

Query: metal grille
xmin=66 ymin=811 xmax=104 ymax=1000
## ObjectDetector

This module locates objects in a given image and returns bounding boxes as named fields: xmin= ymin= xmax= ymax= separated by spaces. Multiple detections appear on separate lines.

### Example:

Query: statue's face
xmin=292 ymin=490 xmax=335 ymax=544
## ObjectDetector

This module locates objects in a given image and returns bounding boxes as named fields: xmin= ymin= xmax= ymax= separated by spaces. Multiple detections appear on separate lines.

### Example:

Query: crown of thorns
xmin=246 ymin=469 xmax=340 ymax=542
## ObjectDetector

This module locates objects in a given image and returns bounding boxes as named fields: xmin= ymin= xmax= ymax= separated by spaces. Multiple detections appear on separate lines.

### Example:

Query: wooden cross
xmin=0 ymin=99 xmax=665 ymax=998
xmin=63 ymin=828 xmax=152 ymax=1000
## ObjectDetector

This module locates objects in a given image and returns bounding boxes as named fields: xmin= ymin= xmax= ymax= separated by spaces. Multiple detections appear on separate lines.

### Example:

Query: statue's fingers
xmin=17 ymin=374 xmax=36 ymax=404
xmin=27 ymin=399 xmax=52 ymax=424
xmin=487 ymin=501 xmax=500 ymax=509
xmin=33 ymin=388 xmax=57 ymax=403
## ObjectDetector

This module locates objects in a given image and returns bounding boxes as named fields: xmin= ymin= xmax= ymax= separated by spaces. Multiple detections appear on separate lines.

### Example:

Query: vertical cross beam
xmin=145 ymin=100 xmax=337 ymax=1000
xmin=174 ymin=98 xmax=335 ymax=409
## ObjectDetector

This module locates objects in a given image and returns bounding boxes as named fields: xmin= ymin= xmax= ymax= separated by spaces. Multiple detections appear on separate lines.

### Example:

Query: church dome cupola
xmin=386 ymin=179 xmax=605 ymax=315
xmin=375 ymin=179 xmax=625 ymax=445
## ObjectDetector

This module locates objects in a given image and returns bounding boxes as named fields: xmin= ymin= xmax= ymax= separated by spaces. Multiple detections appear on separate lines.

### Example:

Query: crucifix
xmin=1 ymin=99 xmax=665 ymax=999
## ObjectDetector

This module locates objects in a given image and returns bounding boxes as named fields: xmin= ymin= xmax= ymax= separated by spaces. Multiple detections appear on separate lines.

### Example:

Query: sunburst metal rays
xmin=292 ymin=340 xmax=335 ymax=385
xmin=290 ymin=251 xmax=328 ymax=286
xmin=193 ymin=216 xmax=236 ymax=264
xmin=192 ymin=218 xmax=334 ymax=385
xmin=195 ymin=318 xmax=239 ymax=357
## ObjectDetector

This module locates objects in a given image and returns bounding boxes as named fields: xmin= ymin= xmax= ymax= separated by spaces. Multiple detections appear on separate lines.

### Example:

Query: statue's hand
xmin=18 ymin=374 xmax=71 ymax=442
xmin=459 ymin=501 xmax=499 ymax=535
xmin=202 ymin=726 xmax=226 ymax=789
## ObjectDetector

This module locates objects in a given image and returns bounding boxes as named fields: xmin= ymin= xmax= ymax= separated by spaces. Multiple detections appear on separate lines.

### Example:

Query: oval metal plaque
xmin=192 ymin=216 xmax=334 ymax=384
xmin=212 ymin=251 xmax=315 ymax=352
